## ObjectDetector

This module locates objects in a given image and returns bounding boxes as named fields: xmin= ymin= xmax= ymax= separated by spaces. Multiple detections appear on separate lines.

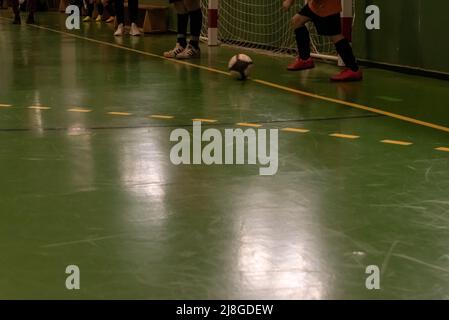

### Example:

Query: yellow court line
xmin=381 ymin=139 xmax=413 ymax=146
xmin=0 ymin=104 xmax=12 ymax=108
xmin=10 ymin=20 xmax=449 ymax=134
xmin=107 ymin=112 xmax=132 ymax=116
xmin=20 ymin=23 xmax=230 ymax=76
xmin=150 ymin=115 xmax=174 ymax=119
xmin=435 ymin=147 xmax=449 ymax=152
xmin=281 ymin=128 xmax=310 ymax=133
xmin=192 ymin=118 xmax=218 ymax=123
xmin=237 ymin=122 xmax=263 ymax=128
xmin=330 ymin=133 xmax=360 ymax=139
xmin=252 ymin=80 xmax=449 ymax=134
xmin=68 ymin=108 xmax=92 ymax=113
xmin=29 ymin=106 xmax=51 ymax=110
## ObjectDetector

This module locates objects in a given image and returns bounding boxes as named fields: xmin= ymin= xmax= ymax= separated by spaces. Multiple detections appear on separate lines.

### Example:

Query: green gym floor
xmin=1 ymin=12 xmax=449 ymax=300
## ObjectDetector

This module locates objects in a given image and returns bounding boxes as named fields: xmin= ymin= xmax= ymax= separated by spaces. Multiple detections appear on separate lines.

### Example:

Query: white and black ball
xmin=228 ymin=54 xmax=253 ymax=80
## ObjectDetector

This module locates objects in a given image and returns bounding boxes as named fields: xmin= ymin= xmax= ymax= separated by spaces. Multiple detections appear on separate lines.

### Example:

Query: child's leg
xmin=10 ymin=0 xmax=20 ymax=23
xmin=163 ymin=1 xmax=190 ymax=57
xmin=128 ymin=0 xmax=138 ymax=24
xmin=330 ymin=34 xmax=359 ymax=72
xmin=97 ymin=0 xmax=104 ymax=17
xmin=183 ymin=0 xmax=202 ymax=49
xmin=114 ymin=0 xmax=124 ymax=25
xmin=287 ymin=12 xmax=314 ymax=71
xmin=26 ymin=0 xmax=36 ymax=22
xmin=292 ymin=13 xmax=312 ymax=60
xmin=10 ymin=0 xmax=19 ymax=15
xmin=86 ymin=0 xmax=94 ymax=18
xmin=105 ymin=0 xmax=115 ymax=21
xmin=172 ymin=0 xmax=189 ymax=48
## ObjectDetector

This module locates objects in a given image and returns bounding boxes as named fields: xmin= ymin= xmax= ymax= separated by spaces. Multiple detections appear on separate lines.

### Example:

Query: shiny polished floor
xmin=1 ymin=12 xmax=449 ymax=299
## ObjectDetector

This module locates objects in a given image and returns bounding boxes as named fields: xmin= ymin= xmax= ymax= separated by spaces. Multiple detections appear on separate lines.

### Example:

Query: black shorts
xmin=299 ymin=4 xmax=341 ymax=36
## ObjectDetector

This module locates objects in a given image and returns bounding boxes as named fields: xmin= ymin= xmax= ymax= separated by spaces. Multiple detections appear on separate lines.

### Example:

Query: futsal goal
xmin=200 ymin=0 xmax=354 ymax=63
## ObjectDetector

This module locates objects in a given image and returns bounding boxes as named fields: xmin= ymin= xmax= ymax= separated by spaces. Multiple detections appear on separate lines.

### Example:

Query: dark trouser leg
xmin=115 ymin=0 xmax=124 ymax=24
xmin=105 ymin=0 xmax=115 ymax=16
xmin=188 ymin=8 xmax=202 ymax=49
xmin=27 ymin=0 xmax=37 ymax=13
xmin=86 ymin=1 xmax=94 ymax=17
xmin=97 ymin=1 xmax=104 ymax=16
xmin=128 ymin=0 xmax=138 ymax=23
xmin=177 ymin=12 xmax=189 ymax=47
xmin=11 ymin=0 xmax=20 ymax=15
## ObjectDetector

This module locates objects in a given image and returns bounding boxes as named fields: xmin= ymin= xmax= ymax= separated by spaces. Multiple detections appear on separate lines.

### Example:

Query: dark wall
xmin=353 ymin=0 xmax=449 ymax=74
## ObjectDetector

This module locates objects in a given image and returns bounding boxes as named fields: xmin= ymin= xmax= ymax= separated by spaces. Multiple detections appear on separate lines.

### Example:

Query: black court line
xmin=0 ymin=113 xmax=385 ymax=132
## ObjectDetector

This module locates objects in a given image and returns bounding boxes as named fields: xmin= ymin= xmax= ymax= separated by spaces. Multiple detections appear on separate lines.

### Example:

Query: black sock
xmin=189 ymin=8 xmax=202 ymax=49
xmin=295 ymin=26 xmax=311 ymax=60
xmin=335 ymin=39 xmax=359 ymax=71
xmin=177 ymin=13 xmax=189 ymax=48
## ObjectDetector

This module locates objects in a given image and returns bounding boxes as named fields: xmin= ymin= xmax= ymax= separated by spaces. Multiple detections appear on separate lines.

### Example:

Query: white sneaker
xmin=114 ymin=23 xmax=124 ymax=36
xmin=175 ymin=44 xmax=201 ymax=60
xmin=163 ymin=43 xmax=185 ymax=58
xmin=130 ymin=23 xmax=141 ymax=36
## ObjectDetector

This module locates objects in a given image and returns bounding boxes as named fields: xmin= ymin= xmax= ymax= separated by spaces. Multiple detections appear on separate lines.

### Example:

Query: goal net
xmin=200 ymin=0 xmax=350 ymax=60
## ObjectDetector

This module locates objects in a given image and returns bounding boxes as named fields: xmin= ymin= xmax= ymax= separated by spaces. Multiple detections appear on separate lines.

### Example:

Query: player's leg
xmin=114 ymin=0 xmax=125 ymax=35
xmin=128 ymin=0 xmax=141 ymax=36
xmin=96 ymin=0 xmax=104 ymax=22
xmin=104 ymin=0 xmax=115 ymax=23
xmin=163 ymin=0 xmax=189 ymax=58
xmin=176 ymin=0 xmax=202 ymax=59
xmin=113 ymin=0 xmax=139 ymax=36
xmin=287 ymin=6 xmax=314 ymax=71
xmin=307 ymin=11 xmax=362 ymax=81
xmin=10 ymin=0 xmax=21 ymax=24
xmin=25 ymin=0 xmax=36 ymax=23
xmin=83 ymin=0 xmax=94 ymax=22
xmin=329 ymin=33 xmax=362 ymax=81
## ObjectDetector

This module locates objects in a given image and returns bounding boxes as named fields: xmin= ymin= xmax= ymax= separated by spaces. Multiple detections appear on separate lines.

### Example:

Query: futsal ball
xmin=228 ymin=54 xmax=253 ymax=80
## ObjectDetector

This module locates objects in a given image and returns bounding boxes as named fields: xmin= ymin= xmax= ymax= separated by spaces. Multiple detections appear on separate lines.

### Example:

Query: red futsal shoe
xmin=287 ymin=57 xmax=315 ymax=71
xmin=331 ymin=68 xmax=363 ymax=82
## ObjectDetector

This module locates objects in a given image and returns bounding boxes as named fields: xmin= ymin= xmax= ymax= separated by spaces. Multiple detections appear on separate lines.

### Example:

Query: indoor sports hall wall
xmin=353 ymin=0 xmax=449 ymax=74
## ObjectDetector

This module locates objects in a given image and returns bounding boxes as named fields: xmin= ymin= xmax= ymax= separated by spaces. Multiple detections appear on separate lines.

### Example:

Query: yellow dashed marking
xmin=0 ymin=20 xmax=442 ymax=154
xmin=281 ymin=128 xmax=310 ymax=133
xmin=68 ymin=108 xmax=92 ymax=113
xmin=0 ymin=104 xmax=12 ymax=108
xmin=236 ymin=122 xmax=262 ymax=128
xmin=29 ymin=106 xmax=51 ymax=110
xmin=8 ymin=20 xmax=449 ymax=134
xmin=150 ymin=115 xmax=174 ymax=119
xmin=330 ymin=133 xmax=360 ymax=139
xmin=107 ymin=112 xmax=132 ymax=116
xmin=192 ymin=118 xmax=218 ymax=123
xmin=381 ymin=139 xmax=413 ymax=146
